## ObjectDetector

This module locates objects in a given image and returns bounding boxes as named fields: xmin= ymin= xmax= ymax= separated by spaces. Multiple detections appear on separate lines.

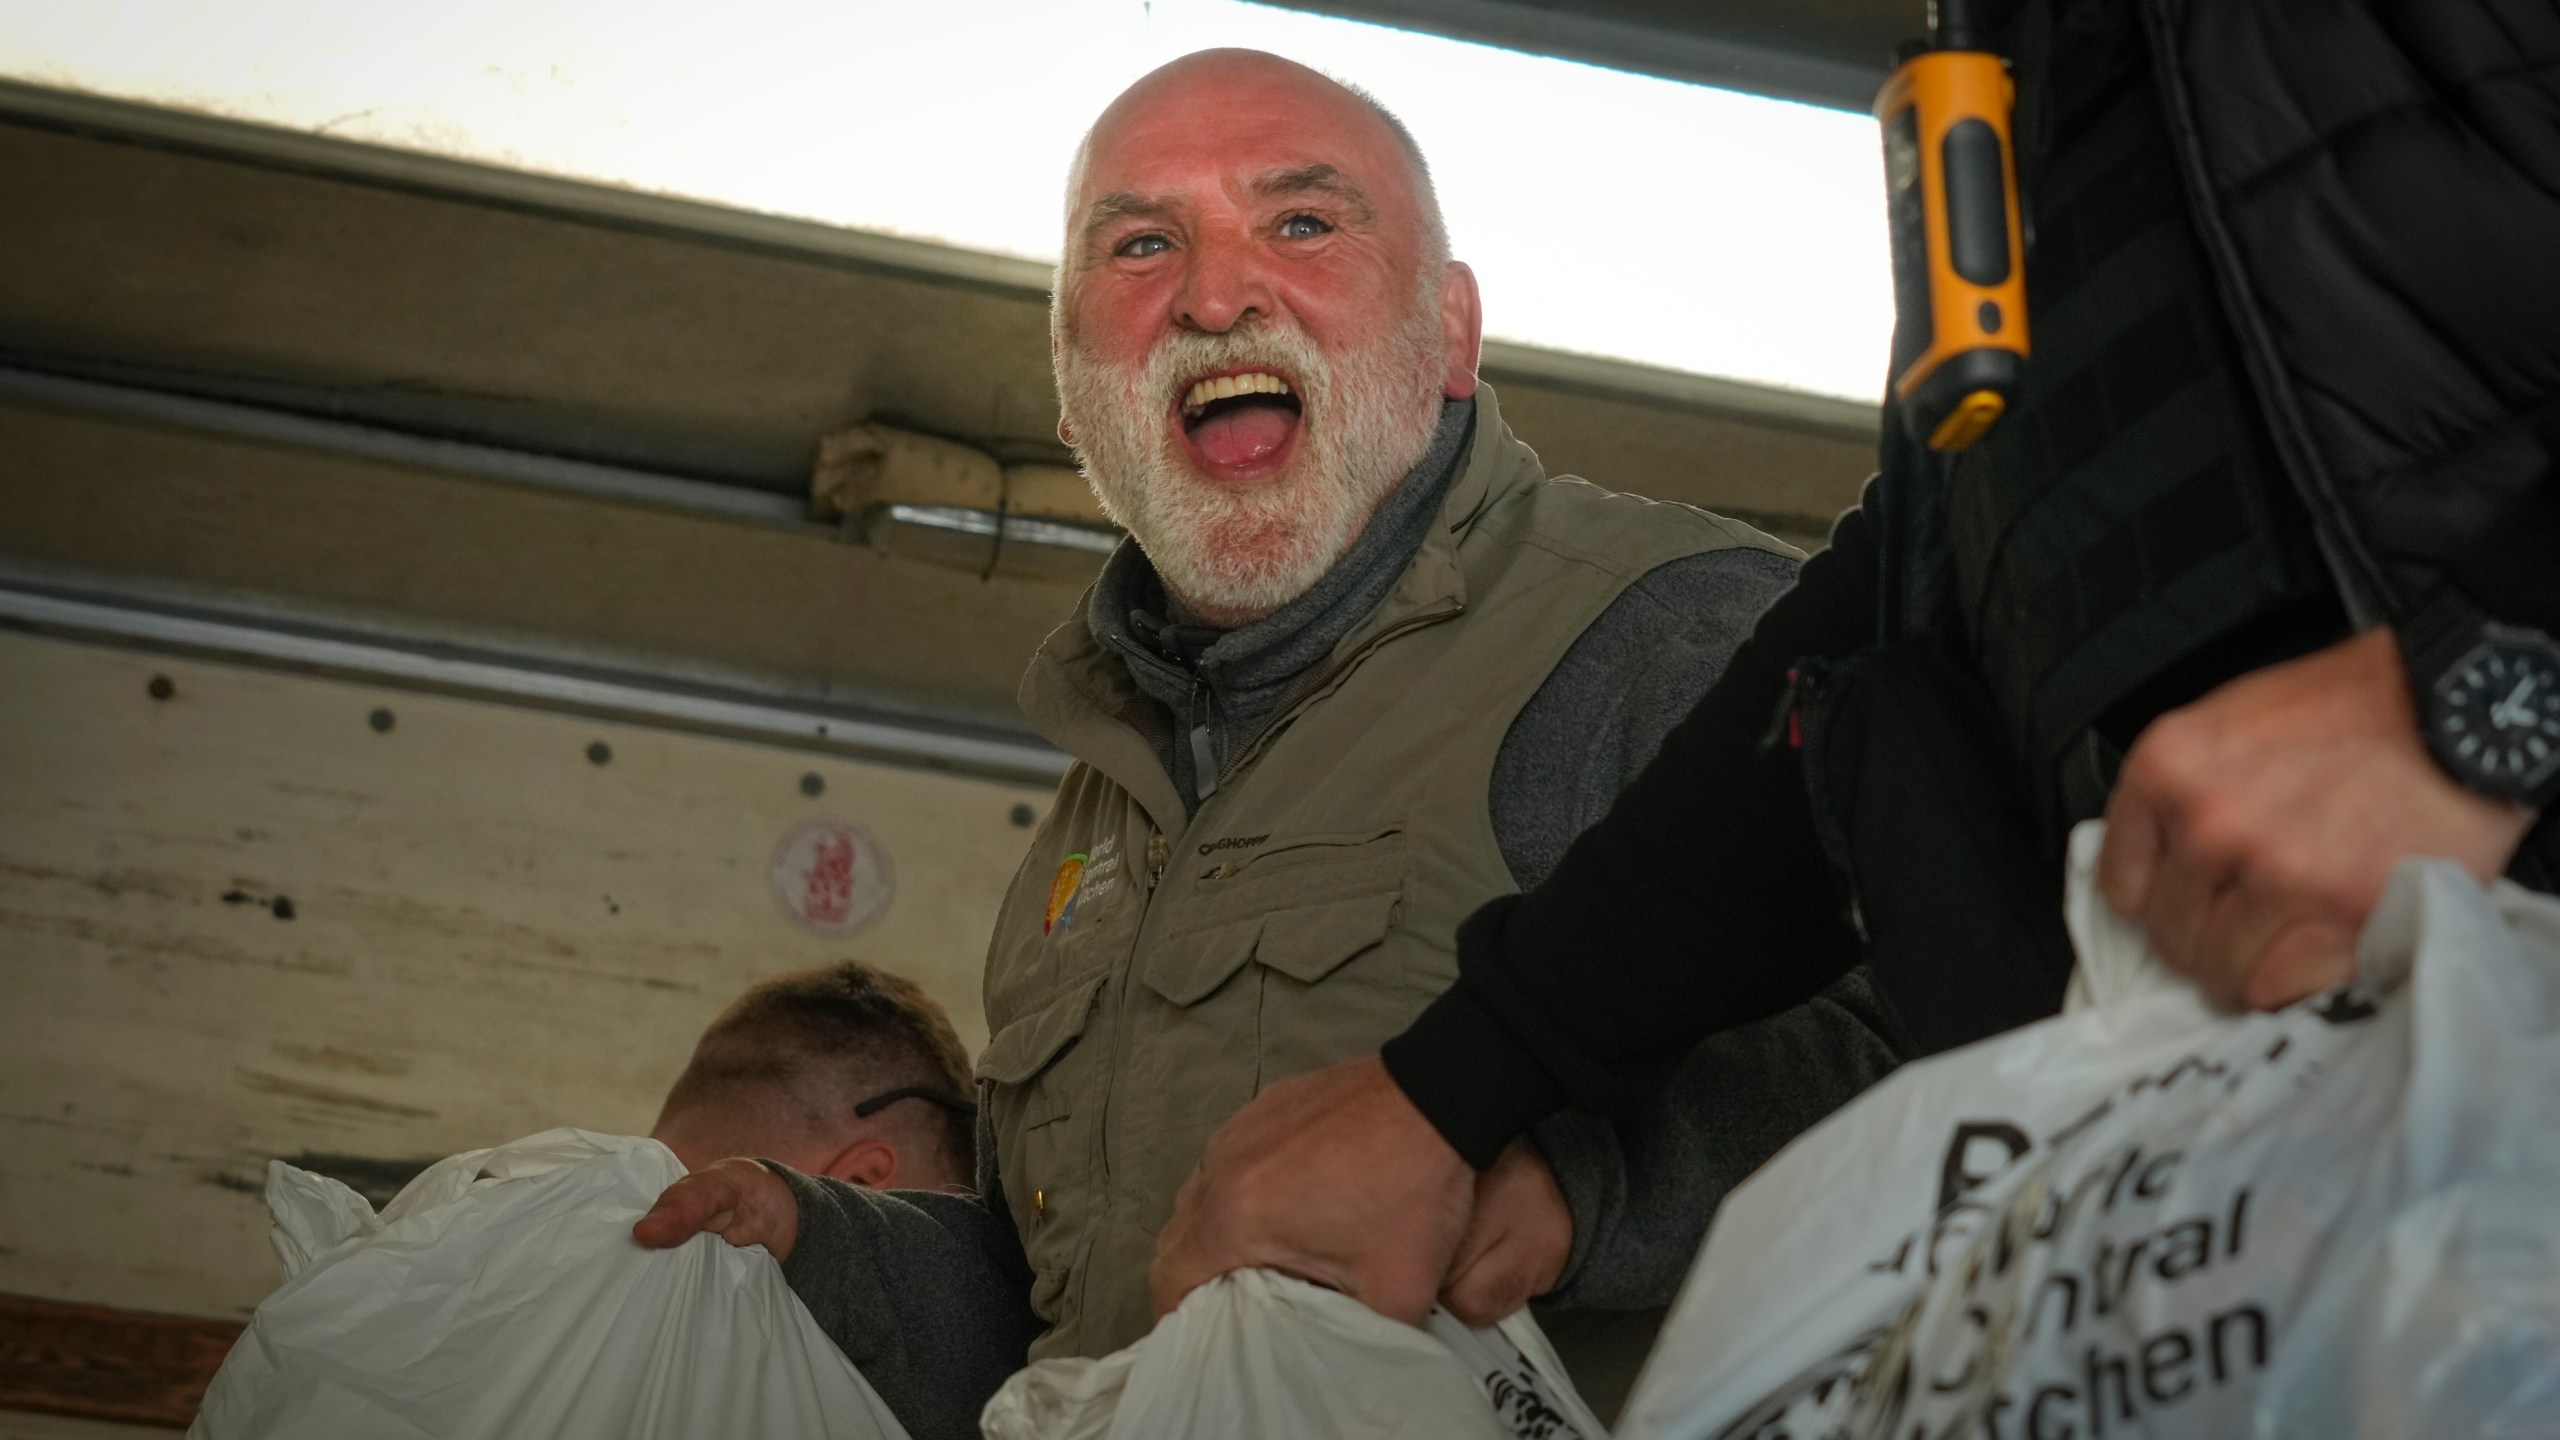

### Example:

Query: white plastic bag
xmin=192 ymin=1128 xmax=910 ymax=1440
xmin=981 ymin=1267 xmax=1609 ymax=1440
xmin=1618 ymin=834 xmax=2560 ymax=1440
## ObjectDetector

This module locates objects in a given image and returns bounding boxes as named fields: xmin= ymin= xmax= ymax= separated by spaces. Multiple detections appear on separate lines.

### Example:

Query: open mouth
xmin=1175 ymin=368 xmax=1304 ymax=482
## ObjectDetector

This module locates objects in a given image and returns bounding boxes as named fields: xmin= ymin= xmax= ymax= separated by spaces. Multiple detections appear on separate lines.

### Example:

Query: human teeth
xmin=1182 ymin=373 xmax=1293 ymax=412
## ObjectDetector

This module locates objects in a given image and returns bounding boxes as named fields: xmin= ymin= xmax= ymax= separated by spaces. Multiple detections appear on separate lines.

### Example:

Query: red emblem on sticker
xmin=771 ymin=817 xmax=895 ymax=936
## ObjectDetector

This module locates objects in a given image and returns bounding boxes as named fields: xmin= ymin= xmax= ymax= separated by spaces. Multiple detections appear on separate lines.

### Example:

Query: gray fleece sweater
xmin=766 ymin=399 xmax=1902 ymax=1435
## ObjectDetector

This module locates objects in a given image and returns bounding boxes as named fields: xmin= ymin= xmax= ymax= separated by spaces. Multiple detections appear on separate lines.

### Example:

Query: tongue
xmin=1189 ymin=401 xmax=1298 ymax=469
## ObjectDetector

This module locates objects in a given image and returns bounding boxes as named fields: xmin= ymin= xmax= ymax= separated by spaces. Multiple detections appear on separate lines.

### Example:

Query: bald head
xmin=1064 ymin=50 xmax=1448 ymax=273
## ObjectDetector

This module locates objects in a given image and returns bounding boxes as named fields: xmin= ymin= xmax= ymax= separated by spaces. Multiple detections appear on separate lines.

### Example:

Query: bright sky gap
xmin=0 ymin=0 xmax=1894 ymax=401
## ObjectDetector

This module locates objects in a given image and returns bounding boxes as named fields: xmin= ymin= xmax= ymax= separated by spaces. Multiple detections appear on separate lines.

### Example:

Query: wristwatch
xmin=2397 ymin=587 xmax=2560 ymax=809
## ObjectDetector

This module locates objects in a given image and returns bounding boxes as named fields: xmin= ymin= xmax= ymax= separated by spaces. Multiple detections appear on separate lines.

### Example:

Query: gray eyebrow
xmin=1252 ymin=164 xmax=1375 ymax=222
xmin=1076 ymin=165 xmax=1378 ymax=256
xmin=1079 ymin=190 xmax=1174 ymax=251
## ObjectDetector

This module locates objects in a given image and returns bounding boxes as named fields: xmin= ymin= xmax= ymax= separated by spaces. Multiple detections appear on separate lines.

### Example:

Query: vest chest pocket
xmin=1129 ymin=887 xmax=1403 ymax=1025
xmin=1243 ymin=887 xmax=1420 ymax=1083
xmin=1136 ymin=828 xmax=1413 ymax=1105
xmin=1142 ymin=827 xmax=1407 ymax=1007
xmin=977 ymin=970 xmax=1108 ymax=1327
xmin=1254 ymin=889 xmax=1401 ymax=983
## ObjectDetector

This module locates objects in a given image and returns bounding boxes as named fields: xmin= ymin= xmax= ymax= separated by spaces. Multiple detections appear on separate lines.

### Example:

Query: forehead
xmin=1077 ymin=62 xmax=1418 ymax=215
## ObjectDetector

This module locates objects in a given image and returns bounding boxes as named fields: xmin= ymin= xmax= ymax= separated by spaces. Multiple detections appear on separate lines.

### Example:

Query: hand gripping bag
xmin=1616 ymin=832 xmax=2560 ymax=1440
xmin=191 ymin=1128 xmax=910 ymax=1440
xmin=980 ymin=1266 xmax=1609 ymax=1440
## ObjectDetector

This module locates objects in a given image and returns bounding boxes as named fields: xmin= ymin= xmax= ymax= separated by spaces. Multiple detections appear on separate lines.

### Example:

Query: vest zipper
xmin=1186 ymin=686 xmax=1220 ymax=803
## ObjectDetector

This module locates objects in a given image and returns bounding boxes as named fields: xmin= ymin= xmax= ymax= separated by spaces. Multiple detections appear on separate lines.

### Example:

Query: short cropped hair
xmin=661 ymin=960 xmax=974 ymax=1174
xmin=1333 ymin=75 xmax=1450 ymax=267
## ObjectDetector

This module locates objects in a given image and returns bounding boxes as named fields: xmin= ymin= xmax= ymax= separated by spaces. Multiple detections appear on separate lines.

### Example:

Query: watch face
xmin=2435 ymin=641 xmax=2560 ymax=794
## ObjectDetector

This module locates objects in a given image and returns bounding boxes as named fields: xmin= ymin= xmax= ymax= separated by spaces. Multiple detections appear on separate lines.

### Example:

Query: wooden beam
xmin=0 ymin=1293 xmax=242 ymax=1430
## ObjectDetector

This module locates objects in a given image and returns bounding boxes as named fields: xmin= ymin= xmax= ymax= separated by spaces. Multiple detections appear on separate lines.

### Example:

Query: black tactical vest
xmin=1825 ymin=0 xmax=2557 ymax=1053
xmin=1935 ymin=0 xmax=2346 ymax=834
xmin=1925 ymin=0 xmax=2560 ymax=844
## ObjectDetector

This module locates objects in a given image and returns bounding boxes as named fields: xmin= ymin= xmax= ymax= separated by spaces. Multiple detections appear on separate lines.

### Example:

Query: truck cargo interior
xmin=0 ymin=2 xmax=1912 ymax=1433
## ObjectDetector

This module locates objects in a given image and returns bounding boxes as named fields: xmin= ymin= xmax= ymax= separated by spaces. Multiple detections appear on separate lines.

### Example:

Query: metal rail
xmin=0 ymin=580 xmax=1072 ymax=786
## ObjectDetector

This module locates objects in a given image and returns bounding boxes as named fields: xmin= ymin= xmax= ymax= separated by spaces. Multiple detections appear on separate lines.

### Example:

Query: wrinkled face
xmin=1053 ymin=52 xmax=1478 ymax=625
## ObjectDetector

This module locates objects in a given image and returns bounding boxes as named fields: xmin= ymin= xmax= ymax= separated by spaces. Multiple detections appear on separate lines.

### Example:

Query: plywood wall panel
xmin=0 ymin=631 xmax=1047 ymax=1321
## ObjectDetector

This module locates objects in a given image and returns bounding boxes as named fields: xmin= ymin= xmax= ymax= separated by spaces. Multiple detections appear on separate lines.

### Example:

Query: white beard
xmin=1055 ymin=288 xmax=1448 ymax=623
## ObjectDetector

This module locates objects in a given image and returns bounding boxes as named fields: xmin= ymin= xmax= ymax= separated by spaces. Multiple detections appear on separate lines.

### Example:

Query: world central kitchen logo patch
xmin=1044 ymin=835 xmax=1124 ymax=935
xmin=1045 ymin=853 xmax=1087 ymax=934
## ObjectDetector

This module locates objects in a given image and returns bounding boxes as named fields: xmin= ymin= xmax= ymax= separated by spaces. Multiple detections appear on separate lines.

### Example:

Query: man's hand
xmin=2099 ymin=627 xmax=2535 ymax=1010
xmin=1439 ymin=1139 xmax=1572 ymax=1325
xmin=1150 ymin=1055 xmax=1475 ymax=1327
xmin=632 ymin=1156 xmax=800 ymax=1260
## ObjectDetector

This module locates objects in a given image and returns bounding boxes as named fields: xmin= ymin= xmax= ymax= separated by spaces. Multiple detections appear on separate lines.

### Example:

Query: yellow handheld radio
xmin=1876 ymin=0 xmax=2027 ymax=452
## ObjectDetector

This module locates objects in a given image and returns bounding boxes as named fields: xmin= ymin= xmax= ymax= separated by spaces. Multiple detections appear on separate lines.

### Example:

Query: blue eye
xmin=1117 ymin=233 xmax=1172 ymax=258
xmin=1279 ymin=214 xmax=1332 ymax=239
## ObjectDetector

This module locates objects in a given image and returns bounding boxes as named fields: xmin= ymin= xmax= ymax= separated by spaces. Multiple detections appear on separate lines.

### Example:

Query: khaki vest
xmin=979 ymin=386 xmax=1793 ymax=1358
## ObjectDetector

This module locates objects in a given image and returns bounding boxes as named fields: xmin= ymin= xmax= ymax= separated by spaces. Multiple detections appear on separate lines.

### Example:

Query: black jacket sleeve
xmin=1383 ymin=489 xmax=1886 ymax=1168
xmin=2446 ymin=463 xmax=2560 ymax=640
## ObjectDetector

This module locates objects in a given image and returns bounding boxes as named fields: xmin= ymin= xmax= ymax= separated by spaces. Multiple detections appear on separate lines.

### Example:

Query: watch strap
xmin=2395 ymin=584 xmax=2483 ymax=693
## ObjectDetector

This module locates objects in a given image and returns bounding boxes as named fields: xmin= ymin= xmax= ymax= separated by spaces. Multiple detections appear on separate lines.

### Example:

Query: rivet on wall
xmin=369 ymin=708 xmax=396 ymax=733
xmin=1010 ymin=803 xmax=1037 ymax=828
xmin=586 ymin=741 xmax=613 ymax=766
xmin=800 ymin=773 xmax=826 ymax=798
xmin=147 ymin=675 xmax=175 ymax=701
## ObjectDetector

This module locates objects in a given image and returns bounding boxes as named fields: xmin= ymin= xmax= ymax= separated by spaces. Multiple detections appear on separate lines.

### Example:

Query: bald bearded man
xmin=638 ymin=48 xmax=1898 ymax=1427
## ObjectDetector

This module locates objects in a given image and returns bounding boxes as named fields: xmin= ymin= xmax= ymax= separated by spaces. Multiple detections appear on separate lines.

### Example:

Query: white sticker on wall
xmin=770 ymin=817 xmax=895 ymax=937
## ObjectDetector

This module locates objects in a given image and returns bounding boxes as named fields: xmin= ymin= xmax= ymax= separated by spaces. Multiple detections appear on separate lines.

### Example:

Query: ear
xmin=1051 ymin=281 xmax=1080 ymax=449
xmin=1438 ymin=260 xmax=1483 ymax=400
xmin=1051 ymin=330 xmax=1077 ymax=448
xmin=816 ymin=1138 xmax=901 ymax=1189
